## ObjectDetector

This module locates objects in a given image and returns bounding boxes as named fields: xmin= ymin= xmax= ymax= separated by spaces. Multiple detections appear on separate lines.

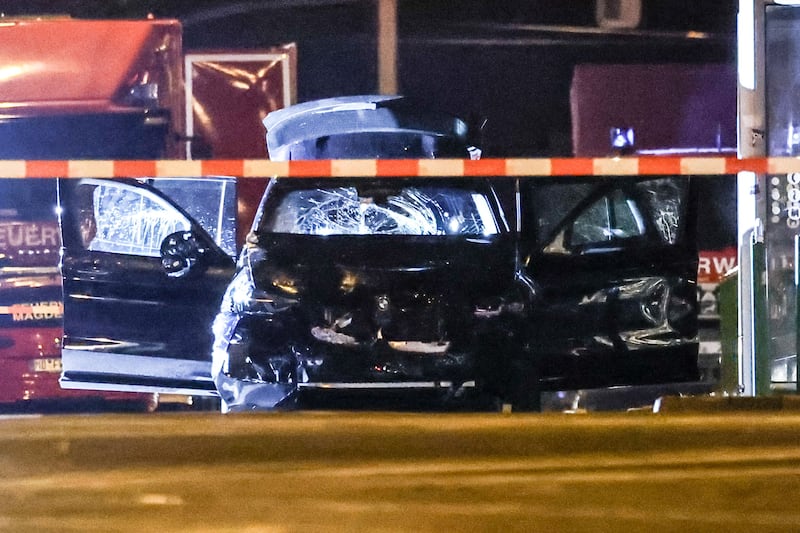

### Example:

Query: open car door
xmin=520 ymin=176 xmax=699 ymax=391
xmin=58 ymin=177 xmax=237 ymax=396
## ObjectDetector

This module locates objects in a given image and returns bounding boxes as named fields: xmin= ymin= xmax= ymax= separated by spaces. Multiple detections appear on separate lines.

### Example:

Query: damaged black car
xmin=210 ymin=176 xmax=525 ymax=411
xmin=57 ymin=95 xmax=699 ymax=411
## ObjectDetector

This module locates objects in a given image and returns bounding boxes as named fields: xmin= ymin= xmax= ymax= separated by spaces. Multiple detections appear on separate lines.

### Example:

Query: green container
xmin=717 ymin=269 xmax=740 ymax=395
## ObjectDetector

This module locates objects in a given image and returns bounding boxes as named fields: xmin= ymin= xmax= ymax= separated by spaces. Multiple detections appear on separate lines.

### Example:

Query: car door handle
xmin=75 ymin=268 xmax=111 ymax=277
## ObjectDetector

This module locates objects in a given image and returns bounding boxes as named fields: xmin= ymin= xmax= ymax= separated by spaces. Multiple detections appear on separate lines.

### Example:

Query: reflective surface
xmin=765 ymin=5 xmax=800 ymax=388
xmin=2 ymin=409 xmax=799 ymax=532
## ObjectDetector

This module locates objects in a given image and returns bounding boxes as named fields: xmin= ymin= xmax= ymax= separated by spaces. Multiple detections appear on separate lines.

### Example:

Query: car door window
xmin=571 ymin=189 xmax=645 ymax=246
xmin=542 ymin=178 xmax=686 ymax=255
xmin=633 ymin=178 xmax=684 ymax=244
xmin=150 ymin=178 xmax=237 ymax=257
xmin=75 ymin=179 xmax=191 ymax=256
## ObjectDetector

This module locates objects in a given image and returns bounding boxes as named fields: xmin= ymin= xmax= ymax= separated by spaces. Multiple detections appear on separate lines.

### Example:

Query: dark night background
xmin=0 ymin=1 xmax=736 ymax=156
xmin=0 ymin=1 xmax=738 ymax=247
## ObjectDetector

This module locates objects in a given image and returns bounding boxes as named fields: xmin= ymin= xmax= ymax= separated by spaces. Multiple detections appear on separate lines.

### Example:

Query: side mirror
xmin=160 ymin=231 xmax=203 ymax=278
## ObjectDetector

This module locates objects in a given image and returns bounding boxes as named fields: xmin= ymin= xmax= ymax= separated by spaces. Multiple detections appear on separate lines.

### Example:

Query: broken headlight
xmin=225 ymin=267 xmax=297 ymax=316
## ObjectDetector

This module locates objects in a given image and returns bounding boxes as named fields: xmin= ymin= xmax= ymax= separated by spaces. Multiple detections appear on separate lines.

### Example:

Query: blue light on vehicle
xmin=610 ymin=127 xmax=635 ymax=152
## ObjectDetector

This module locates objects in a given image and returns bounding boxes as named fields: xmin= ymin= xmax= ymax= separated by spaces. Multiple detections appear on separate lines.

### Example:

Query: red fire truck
xmin=0 ymin=16 xmax=294 ymax=409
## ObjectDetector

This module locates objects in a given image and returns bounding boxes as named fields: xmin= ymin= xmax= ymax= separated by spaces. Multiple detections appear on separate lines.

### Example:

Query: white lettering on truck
xmin=0 ymin=222 xmax=60 ymax=250
xmin=0 ymin=302 xmax=64 ymax=322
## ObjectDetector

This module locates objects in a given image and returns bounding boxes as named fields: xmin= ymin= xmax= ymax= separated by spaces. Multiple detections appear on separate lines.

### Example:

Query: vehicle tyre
xmin=505 ymin=357 xmax=541 ymax=412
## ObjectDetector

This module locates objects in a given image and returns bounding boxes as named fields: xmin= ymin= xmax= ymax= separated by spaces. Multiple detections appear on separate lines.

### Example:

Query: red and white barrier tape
xmin=0 ymin=156 xmax=793 ymax=178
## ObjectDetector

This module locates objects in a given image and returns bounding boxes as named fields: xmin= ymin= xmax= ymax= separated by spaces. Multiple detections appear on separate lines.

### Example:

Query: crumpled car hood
xmin=263 ymin=95 xmax=479 ymax=160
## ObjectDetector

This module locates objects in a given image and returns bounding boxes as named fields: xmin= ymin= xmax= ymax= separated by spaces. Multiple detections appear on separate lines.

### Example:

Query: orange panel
xmin=0 ymin=18 xmax=181 ymax=110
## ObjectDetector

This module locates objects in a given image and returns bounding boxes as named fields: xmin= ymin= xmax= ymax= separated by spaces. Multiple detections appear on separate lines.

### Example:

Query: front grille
xmin=315 ymin=291 xmax=450 ymax=344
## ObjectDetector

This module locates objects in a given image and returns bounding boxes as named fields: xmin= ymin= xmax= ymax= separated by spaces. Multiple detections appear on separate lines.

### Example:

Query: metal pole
xmin=377 ymin=0 xmax=398 ymax=95
xmin=796 ymin=235 xmax=800 ymax=393
xmin=752 ymin=235 xmax=772 ymax=395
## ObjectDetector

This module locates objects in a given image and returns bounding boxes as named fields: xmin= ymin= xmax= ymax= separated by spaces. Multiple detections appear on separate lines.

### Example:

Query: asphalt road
xmin=2 ymin=406 xmax=800 ymax=532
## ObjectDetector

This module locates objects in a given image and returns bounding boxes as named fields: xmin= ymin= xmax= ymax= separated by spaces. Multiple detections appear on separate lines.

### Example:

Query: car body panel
xmin=520 ymin=176 xmax=699 ymax=390
xmin=58 ymin=178 xmax=236 ymax=396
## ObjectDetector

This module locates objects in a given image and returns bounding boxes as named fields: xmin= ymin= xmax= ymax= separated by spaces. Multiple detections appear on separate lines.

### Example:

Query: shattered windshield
xmin=79 ymin=180 xmax=191 ymax=257
xmin=151 ymin=178 xmax=237 ymax=257
xmin=634 ymin=178 xmax=684 ymax=244
xmin=262 ymin=185 xmax=499 ymax=236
